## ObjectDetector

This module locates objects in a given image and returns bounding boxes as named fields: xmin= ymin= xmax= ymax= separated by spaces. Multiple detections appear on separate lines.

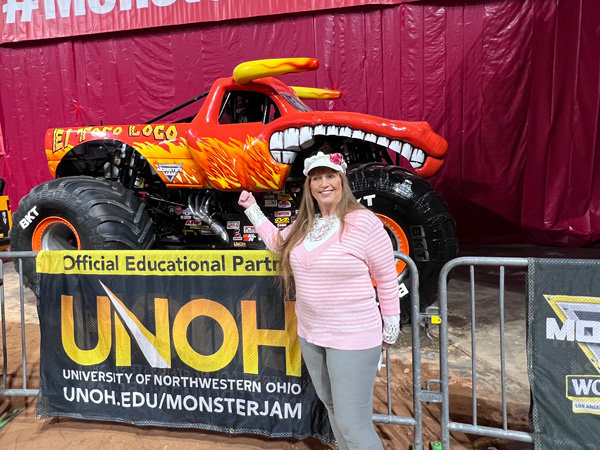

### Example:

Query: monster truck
xmin=10 ymin=57 xmax=457 ymax=322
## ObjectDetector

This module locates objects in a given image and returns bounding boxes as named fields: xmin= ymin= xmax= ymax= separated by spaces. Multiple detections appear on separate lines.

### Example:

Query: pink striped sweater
xmin=258 ymin=209 xmax=400 ymax=350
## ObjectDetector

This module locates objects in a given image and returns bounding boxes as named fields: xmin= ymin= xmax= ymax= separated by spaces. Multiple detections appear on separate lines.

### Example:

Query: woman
xmin=238 ymin=150 xmax=400 ymax=450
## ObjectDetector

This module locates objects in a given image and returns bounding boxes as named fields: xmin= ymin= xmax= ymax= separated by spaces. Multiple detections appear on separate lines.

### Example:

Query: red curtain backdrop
xmin=0 ymin=0 xmax=599 ymax=247
xmin=0 ymin=0 xmax=411 ymax=43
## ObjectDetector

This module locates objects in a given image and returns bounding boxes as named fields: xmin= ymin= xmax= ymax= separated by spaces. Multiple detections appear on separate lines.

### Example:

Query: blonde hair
xmin=278 ymin=168 xmax=365 ymax=300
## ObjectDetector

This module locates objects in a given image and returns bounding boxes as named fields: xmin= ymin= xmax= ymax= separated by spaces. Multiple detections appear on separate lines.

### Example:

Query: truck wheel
xmin=347 ymin=163 xmax=458 ymax=323
xmin=9 ymin=176 xmax=155 ymax=290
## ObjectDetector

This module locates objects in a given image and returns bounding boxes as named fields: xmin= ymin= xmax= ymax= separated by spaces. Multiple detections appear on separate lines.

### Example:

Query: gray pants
xmin=299 ymin=337 xmax=383 ymax=450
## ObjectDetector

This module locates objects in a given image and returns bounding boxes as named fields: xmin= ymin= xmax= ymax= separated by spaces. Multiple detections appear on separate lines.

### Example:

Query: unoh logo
xmin=61 ymin=281 xmax=301 ymax=376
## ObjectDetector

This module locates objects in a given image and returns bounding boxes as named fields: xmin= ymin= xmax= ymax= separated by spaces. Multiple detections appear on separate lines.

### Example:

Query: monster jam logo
xmin=545 ymin=294 xmax=600 ymax=414
xmin=156 ymin=164 xmax=184 ymax=183
xmin=545 ymin=294 xmax=600 ymax=372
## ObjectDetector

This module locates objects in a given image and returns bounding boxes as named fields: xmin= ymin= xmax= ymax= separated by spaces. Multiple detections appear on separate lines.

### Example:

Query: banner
xmin=527 ymin=258 xmax=600 ymax=449
xmin=36 ymin=249 xmax=333 ymax=442
xmin=0 ymin=0 xmax=409 ymax=44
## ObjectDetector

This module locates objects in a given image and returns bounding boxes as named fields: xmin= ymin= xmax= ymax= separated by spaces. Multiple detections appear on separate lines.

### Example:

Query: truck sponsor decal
xmin=156 ymin=164 xmax=184 ymax=183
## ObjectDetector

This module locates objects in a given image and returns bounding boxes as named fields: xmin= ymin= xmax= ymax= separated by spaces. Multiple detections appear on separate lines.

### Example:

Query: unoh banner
xmin=36 ymin=249 xmax=333 ymax=441
xmin=527 ymin=258 xmax=600 ymax=449
xmin=0 ymin=0 xmax=409 ymax=44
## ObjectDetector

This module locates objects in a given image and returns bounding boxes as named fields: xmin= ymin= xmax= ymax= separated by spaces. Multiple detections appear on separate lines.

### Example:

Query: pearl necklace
xmin=307 ymin=213 xmax=338 ymax=241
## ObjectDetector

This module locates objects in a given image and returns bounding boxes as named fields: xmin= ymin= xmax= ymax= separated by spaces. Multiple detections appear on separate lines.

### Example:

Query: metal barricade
xmin=437 ymin=256 xmax=533 ymax=449
xmin=373 ymin=251 xmax=424 ymax=449
xmin=0 ymin=250 xmax=427 ymax=448
xmin=0 ymin=251 xmax=38 ymax=397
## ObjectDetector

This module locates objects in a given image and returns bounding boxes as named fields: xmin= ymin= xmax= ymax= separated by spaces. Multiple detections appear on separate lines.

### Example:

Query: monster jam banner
xmin=35 ymin=249 xmax=333 ymax=442
xmin=0 ymin=0 xmax=409 ymax=44
xmin=527 ymin=258 xmax=600 ymax=449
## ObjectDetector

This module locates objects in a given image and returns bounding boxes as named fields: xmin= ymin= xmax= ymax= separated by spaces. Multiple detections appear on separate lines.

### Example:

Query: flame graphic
xmin=132 ymin=140 xmax=191 ymax=155
xmin=194 ymin=136 xmax=289 ymax=191
xmin=291 ymin=86 xmax=341 ymax=100
xmin=133 ymin=141 xmax=167 ymax=155
xmin=133 ymin=140 xmax=202 ymax=185
xmin=258 ymin=59 xmax=318 ymax=71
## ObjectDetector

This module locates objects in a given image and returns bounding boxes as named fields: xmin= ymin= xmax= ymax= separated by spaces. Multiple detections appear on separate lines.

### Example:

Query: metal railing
xmin=437 ymin=257 xmax=533 ymax=449
xmin=373 ymin=251 xmax=424 ymax=449
xmin=0 ymin=250 xmax=428 ymax=448
xmin=0 ymin=251 xmax=38 ymax=397
xmin=1 ymin=251 xmax=542 ymax=448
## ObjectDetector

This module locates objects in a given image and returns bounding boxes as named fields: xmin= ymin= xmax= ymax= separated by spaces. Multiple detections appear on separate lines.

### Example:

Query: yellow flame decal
xmin=291 ymin=86 xmax=342 ymax=100
xmin=196 ymin=138 xmax=241 ymax=189
xmin=194 ymin=136 xmax=287 ymax=191
xmin=133 ymin=141 xmax=165 ymax=154
xmin=54 ymin=135 xmax=287 ymax=190
xmin=133 ymin=140 xmax=202 ymax=185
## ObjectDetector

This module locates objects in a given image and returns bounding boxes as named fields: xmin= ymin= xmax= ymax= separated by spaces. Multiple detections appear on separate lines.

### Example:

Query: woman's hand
xmin=382 ymin=314 xmax=400 ymax=350
xmin=238 ymin=190 xmax=257 ymax=209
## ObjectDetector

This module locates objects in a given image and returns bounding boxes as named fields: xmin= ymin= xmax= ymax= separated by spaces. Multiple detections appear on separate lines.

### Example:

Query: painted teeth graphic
xmin=268 ymin=126 xmax=427 ymax=169
xmin=283 ymin=128 xmax=300 ymax=151
xmin=410 ymin=148 xmax=425 ymax=165
xmin=326 ymin=125 xmax=339 ymax=136
xmin=351 ymin=130 xmax=365 ymax=140
xmin=376 ymin=136 xmax=390 ymax=147
xmin=269 ymin=151 xmax=298 ymax=164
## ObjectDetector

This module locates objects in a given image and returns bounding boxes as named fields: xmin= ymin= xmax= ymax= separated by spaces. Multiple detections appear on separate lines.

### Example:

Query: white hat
xmin=303 ymin=151 xmax=347 ymax=176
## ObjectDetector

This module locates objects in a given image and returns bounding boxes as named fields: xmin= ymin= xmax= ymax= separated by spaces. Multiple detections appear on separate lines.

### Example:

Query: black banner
xmin=527 ymin=258 xmax=600 ymax=449
xmin=36 ymin=250 xmax=332 ymax=441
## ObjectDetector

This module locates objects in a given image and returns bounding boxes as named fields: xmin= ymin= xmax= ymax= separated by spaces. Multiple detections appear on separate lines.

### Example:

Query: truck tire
xmin=347 ymin=163 xmax=458 ymax=323
xmin=9 ymin=176 xmax=155 ymax=290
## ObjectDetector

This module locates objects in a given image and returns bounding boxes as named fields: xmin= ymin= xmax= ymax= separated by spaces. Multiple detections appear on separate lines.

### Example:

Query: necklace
xmin=307 ymin=213 xmax=338 ymax=241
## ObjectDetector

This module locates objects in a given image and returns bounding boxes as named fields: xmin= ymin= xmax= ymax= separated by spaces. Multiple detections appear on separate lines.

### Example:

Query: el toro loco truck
xmin=10 ymin=58 xmax=457 ymax=321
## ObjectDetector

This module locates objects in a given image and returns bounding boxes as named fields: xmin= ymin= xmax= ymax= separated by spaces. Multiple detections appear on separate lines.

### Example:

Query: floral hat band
xmin=303 ymin=151 xmax=348 ymax=176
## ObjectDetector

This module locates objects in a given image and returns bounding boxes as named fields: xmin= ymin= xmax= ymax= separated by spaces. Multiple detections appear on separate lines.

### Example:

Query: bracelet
xmin=382 ymin=314 xmax=400 ymax=345
xmin=244 ymin=203 xmax=268 ymax=228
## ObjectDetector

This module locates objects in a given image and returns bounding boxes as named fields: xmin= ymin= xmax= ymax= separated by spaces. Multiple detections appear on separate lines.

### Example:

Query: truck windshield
xmin=281 ymin=93 xmax=313 ymax=113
